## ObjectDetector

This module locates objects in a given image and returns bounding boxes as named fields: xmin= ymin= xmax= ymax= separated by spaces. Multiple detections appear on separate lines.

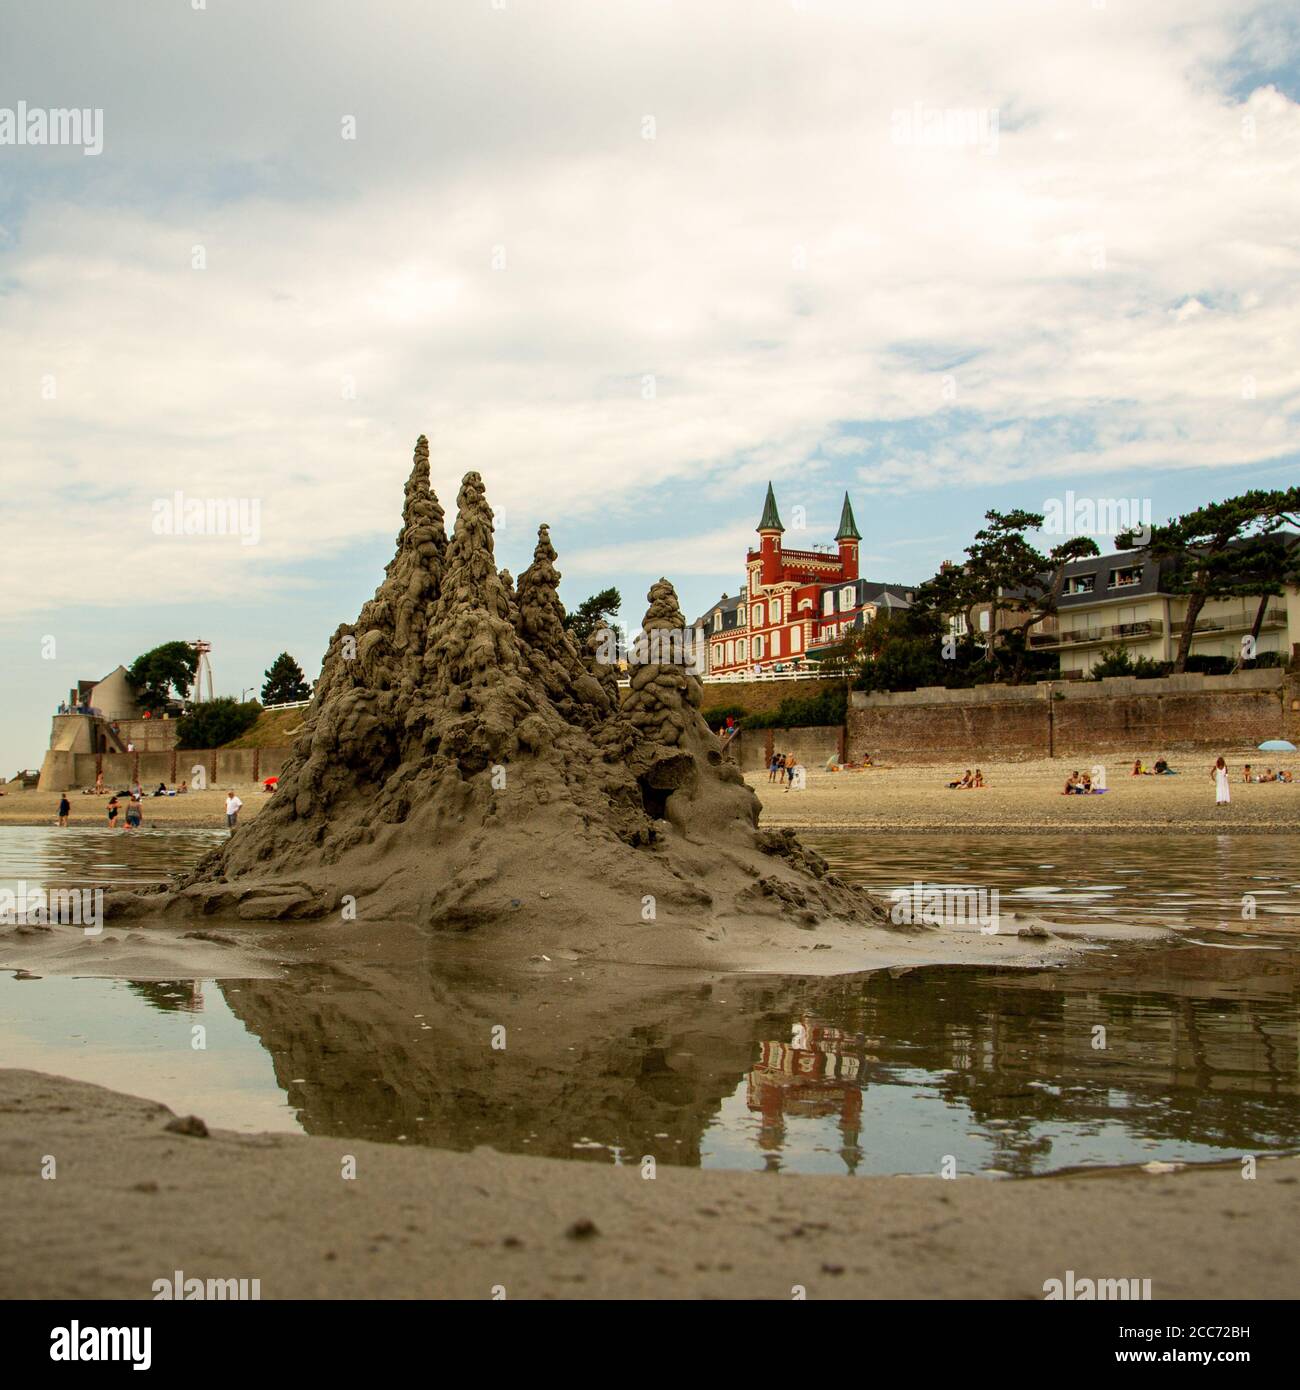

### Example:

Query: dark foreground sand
xmin=2 ymin=1070 xmax=1295 ymax=1300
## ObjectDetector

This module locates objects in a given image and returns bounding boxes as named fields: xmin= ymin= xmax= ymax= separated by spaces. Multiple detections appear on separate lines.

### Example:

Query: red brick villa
xmin=697 ymin=483 xmax=915 ymax=677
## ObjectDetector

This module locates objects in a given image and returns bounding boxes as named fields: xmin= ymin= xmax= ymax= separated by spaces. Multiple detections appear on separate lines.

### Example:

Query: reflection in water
xmin=212 ymin=942 xmax=1298 ymax=1177
xmin=806 ymin=831 xmax=1300 ymax=935
xmin=1 ymin=826 xmax=1298 ymax=1176
xmin=0 ymin=825 xmax=222 ymax=889
xmin=747 ymin=1020 xmax=865 ymax=1173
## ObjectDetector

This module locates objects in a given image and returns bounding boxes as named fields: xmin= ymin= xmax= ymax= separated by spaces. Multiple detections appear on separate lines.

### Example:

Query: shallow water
xmin=1 ymin=826 xmax=1298 ymax=1177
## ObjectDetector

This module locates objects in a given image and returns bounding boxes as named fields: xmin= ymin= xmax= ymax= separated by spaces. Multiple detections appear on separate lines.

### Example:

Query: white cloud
xmin=0 ymin=0 xmax=1297 ymax=624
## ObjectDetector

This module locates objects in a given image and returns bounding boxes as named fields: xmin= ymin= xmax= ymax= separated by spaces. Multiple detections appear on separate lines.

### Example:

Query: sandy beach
xmin=1 ymin=1068 xmax=1293 ymax=1300
xmin=0 ymin=784 xmax=269 ymax=830
xmin=750 ymin=746 xmax=1300 ymax=833
xmin=5 ymin=744 xmax=1298 ymax=834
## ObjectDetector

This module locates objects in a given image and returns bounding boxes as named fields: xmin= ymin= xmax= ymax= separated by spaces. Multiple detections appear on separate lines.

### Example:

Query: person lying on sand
xmin=948 ymin=769 xmax=973 ymax=789
xmin=1153 ymin=756 xmax=1172 ymax=774
xmin=1279 ymin=770 xmax=1294 ymax=783
xmin=1131 ymin=758 xmax=1147 ymax=776
xmin=1258 ymin=767 xmax=1277 ymax=783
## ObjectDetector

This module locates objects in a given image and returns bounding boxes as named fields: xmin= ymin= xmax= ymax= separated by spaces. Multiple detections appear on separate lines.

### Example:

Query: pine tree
xmin=261 ymin=652 xmax=311 ymax=705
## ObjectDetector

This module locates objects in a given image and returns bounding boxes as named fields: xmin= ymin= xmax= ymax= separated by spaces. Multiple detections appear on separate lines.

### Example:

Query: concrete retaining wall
xmin=63 ymin=746 xmax=290 ymax=791
xmin=728 ymin=725 xmax=844 ymax=773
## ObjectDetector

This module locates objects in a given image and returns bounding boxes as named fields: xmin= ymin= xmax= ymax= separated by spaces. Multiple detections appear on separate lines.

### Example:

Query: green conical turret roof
xmin=835 ymin=491 xmax=861 ymax=541
xmin=757 ymin=482 xmax=784 ymax=533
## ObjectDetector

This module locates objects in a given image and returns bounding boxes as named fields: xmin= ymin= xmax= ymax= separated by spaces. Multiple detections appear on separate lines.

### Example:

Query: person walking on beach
xmin=768 ymin=752 xmax=781 ymax=783
xmin=1213 ymin=756 xmax=1231 ymax=806
xmin=124 ymin=798 xmax=142 ymax=832
xmin=57 ymin=794 xmax=71 ymax=827
xmin=225 ymin=789 xmax=243 ymax=832
xmin=106 ymin=795 xmax=120 ymax=829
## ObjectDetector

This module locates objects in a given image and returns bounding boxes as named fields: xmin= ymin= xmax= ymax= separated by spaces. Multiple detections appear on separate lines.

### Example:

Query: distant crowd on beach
xmin=50 ymin=779 xmax=251 ymax=834
xmin=766 ymin=752 xmax=804 ymax=791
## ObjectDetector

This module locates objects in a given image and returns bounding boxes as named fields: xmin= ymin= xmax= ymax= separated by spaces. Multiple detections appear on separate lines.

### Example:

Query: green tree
xmin=1118 ymin=488 xmax=1300 ymax=673
xmin=963 ymin=510 xmax=1099 ymax=683
xmin=176 ymin=697 xmax=261 ymax=749
xmin=1228 ymin=532 xmax=1300 ymax=667
xmin=564 ymin=586 xmax=622 ymax=644
xmin=261 ymin=652 xmax=312 ymax=705
xmin=126 ymin=641 xmax=198 ymax=714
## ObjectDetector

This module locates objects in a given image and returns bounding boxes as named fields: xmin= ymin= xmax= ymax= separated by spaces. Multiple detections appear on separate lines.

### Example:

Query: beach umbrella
xmin=1257 ymin=739 xmax=1297 ymax=752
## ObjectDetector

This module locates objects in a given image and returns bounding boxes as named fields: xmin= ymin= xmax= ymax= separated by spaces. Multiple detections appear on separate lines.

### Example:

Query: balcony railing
xmin=1169 ymin=609 xmax=1286 ymax=635
xmin=1029 ymin=619 xmax=1162 ymax=649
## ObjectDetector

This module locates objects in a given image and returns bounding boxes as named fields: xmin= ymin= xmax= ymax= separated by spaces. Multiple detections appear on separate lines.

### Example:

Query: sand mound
xmin=106 ymin=437 xmax=898 ymax=952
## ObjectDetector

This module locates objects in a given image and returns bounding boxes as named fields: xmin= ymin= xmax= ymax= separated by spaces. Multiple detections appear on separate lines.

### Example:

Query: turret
xmin=757 ymin=481 xmax=784 ymax=587
xmin=835 ymin=491 xmax=861 ymax=582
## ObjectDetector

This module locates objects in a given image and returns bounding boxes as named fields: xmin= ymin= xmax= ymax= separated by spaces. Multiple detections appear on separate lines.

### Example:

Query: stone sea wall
xmin=846 ymin=669 xmax=1300 ymax=763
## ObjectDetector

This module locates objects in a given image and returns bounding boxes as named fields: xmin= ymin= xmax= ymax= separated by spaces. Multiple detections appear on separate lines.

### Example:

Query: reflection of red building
xmin=747 ymin=1018 xmax=865 ymax=1170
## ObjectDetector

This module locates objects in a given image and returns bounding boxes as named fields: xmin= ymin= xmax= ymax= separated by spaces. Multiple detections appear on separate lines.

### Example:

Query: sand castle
xmin=107 ymin=438 xmax=897 ymax=952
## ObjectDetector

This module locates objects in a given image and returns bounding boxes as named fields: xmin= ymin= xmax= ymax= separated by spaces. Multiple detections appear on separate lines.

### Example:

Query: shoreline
xmin=3 ymin=744 xmax=1299 ymax=836
xmin=3 ymin=1069 xmax=1295 ymax=1300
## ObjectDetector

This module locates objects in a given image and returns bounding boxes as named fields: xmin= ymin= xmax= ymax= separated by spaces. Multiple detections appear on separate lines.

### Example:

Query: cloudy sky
xmin=2 ymin=0 xmax=1298 ymax=773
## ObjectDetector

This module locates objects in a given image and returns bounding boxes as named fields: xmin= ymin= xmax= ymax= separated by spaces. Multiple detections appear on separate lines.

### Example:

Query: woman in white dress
xmin=1213 ymin=756 xmax=1231 ymax=805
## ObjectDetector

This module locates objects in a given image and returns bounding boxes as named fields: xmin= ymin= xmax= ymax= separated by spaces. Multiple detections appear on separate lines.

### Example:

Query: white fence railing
xmin=261 ymin=699 xmax=312 ymax=711
xmin=614 ymin=669 xmax=834 ymax=688
xmin=700 ymin=670 xmax=832 ymax=683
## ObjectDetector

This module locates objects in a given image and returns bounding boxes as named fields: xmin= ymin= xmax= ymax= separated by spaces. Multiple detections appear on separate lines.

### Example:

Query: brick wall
xmin=847 ymin=670 xmax=1299 ymax=763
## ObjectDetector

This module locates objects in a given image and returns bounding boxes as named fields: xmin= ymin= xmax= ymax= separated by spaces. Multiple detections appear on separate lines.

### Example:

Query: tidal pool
xmin=1 ymin=826 xmax=1297 ymax=1178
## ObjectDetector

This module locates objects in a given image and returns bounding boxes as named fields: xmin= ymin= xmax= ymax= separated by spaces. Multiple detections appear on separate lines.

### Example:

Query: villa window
xmin=712 ymin=644 xmax=722 ymax=666
xmin=713 ymin=611 xmax=722 ymax=632
xmin=771 ymin=629 xmax=781 ymax=656
xmin=790 ymin=626 xmax=802 ymax=652
xmin=823 ymin=591 xmax=834 ymax=616
xmin=752 ymin=603 xmax=764 ymax=627
xmin=737 ymin=639 xmax=747 ymax=661
xmin=1108 ymin=566 xmax=1143 ymax=590
xmin=725 ymin=640 xmax=735 ymax=664
xmin=1067 ymin=574 xmax=1096 ymax=595
xmin=753 ymin=635 xmax=765 ymax=660
xmin=840 ymin=585 xmax=855 ymax=609
xmin=771 ymin=598 xmax=782 ymax=623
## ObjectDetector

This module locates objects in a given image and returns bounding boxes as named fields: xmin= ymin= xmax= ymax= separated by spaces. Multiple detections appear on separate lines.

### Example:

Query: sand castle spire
xmin=107 ymin=436 xmax=894 ymax=946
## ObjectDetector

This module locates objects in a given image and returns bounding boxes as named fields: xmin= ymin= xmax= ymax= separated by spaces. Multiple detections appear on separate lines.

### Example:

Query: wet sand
xmin=2 ymin=1068 xmax=1294 ymax=1300
xmin=752 ymin=747 xmax=1300 ymax=833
